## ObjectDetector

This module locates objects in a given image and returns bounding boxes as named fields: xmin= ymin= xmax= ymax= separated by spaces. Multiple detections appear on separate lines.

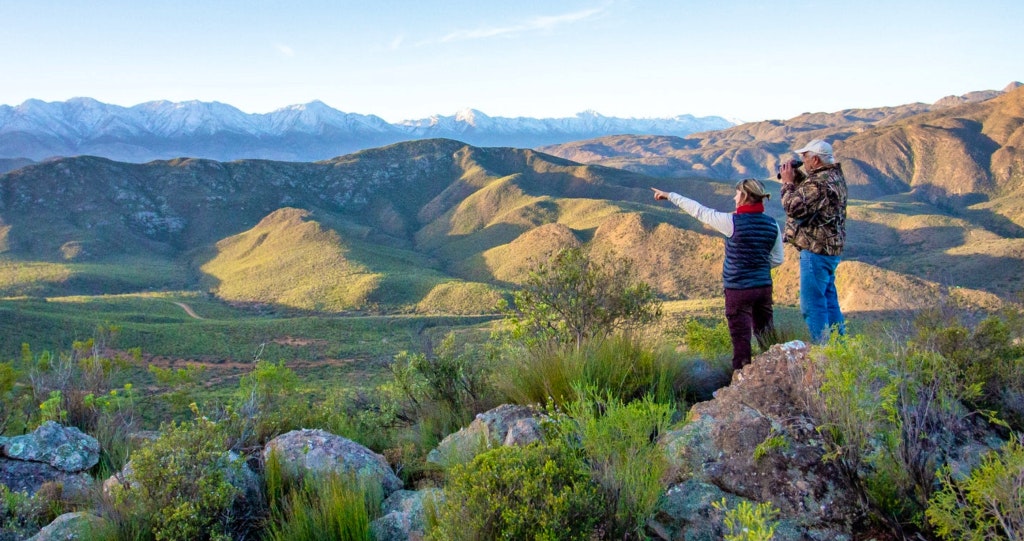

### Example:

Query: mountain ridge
xmin=1 ymin=137 xmax=1018 ymax=314
xmin=0 ymin=98 xmax=732 ymax=163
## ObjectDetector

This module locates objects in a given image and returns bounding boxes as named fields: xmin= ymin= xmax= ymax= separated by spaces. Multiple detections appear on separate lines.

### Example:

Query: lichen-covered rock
xmin=264 ymin=429 xmax=402 ymax=496
xmin=26 ymin=512 xmax=111 ymax=541
xmin=648 ymin=479 xmax=847 ymax=541
xmin=427 ymin=404 xmax=540 ymax=466
xmin=370 ymin=488 xmax=442 ymax=541
xmin=659 ymin=341 xmax=860 ymax=537
xmin=0 ymin=458 xmax=92 ymax=498
xmin=1 ymin=422 xmax=99 ymax=473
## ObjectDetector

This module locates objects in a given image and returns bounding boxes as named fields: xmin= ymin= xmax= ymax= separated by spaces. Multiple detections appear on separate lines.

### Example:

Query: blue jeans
xmin=799 ymin=250 xmax=845 ymax=343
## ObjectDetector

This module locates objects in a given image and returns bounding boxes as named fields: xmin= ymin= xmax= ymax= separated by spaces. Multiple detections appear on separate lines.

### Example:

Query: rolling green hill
xmin=1 ymin=121 xmax=1021 ymax=349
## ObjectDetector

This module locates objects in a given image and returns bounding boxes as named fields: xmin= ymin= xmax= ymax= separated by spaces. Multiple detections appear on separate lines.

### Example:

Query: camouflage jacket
xmin=780 ymin=162 xmax=848 ymax=256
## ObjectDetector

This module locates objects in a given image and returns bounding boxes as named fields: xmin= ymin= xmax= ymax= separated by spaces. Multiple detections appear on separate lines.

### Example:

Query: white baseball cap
xmin=794 ymin=139 xmax=833 ymax=157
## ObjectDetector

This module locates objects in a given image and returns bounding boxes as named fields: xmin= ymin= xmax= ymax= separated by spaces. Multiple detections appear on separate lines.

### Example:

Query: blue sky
xmin=2 ymin=0 xmax=1022 ymax=122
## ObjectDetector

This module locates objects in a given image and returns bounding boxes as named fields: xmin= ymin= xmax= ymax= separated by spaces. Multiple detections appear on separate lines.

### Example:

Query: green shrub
xmin=500 ymin=247 xmax=662 ymax=349
xmin=24 ymin=333 xmax=138 ymax=432
xmin=916 ymin=312 xmax=1024 ymax=430
xmin=106 ymin=415 xmax=241 ymax=541
xmin=387 ymin=332 xmax=496 ymax=429
xmin=149 ymin=363 xmax=207 ymax=420
xmin=712 ymin=498 xmax=780 ymax=541
xmin=562 ymin=391 xmax=675 ymax=538
xmin=263 ymin=450 xmax=380 ymax=541
xmin=0 ymin=359 xmax=30 ymax=435
xmin=680 ymin=317 xmax=732 ymax=358
xmin=225 ymin=360 xmax=312 ymax=448
xmin=428 ymin=441 xmax=604 ymax=540
xmin=926 ymin=436 xmax=1024 ymax=540
xmin=19 ymin=335 xmax=141 ymax=476
xmin=808 ymin=332 xmax=995 ymax=530
xmin=0 ymin=485 xmax=47 ymax=539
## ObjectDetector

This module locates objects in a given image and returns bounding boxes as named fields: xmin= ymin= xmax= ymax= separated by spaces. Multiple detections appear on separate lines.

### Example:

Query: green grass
xmin=0 ymin=256 xmax=190 ymax=297
xmin=0 ymin=292 xmax=498 ymax=362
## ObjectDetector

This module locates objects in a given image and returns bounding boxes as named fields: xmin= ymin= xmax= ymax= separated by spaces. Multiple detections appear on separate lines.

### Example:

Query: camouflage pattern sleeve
xmin=781 ymin=179 xmax=828 ymax=220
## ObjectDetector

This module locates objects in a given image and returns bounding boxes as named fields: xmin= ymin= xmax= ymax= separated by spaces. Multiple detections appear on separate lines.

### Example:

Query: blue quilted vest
xmin=723 ymin=213 xmax=778 ymax=290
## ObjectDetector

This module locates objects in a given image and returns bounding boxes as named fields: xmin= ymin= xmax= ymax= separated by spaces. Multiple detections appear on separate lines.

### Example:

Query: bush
xmin=680 ymin=317 xmax=732 ymax=358
xmin=915 ymin=312 xmax=1024 ymax=431
xmin=500 ymin=247 xmax=662 ymax=350
xmin=712 ymin=498 xmax=780 ymax=541
xmin=926 ymin=436 xmax=1024 ymax=540
xmin=105 ymin=415 xmax=241 ymax=541
xmin=226 ymin=360 xmax=310 ymax=448
xmin=428 ymin=441 xmax=604 ymax=540
xmin=386 ymin=332 xmax=497 ymax=438
xmin=806 ymin=332 xmax=995 ymax=531
xmin=561 ymin=391 xmax=675 ymax=538
xmin=0 ymin=485 xmax=47 ymax=540
xmin=24 ymin=333 xmax=139 ymax=433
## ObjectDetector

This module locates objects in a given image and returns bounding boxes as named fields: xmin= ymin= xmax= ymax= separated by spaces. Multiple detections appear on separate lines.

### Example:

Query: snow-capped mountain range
xmin=0 ymin=98 xmax=733 ymax=163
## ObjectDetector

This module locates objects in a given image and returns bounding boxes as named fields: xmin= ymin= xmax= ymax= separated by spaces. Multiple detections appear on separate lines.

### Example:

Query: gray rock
xmin=264 ymin=429 xmax=402 ymax=496
xmin=427 ymin=404 xmax=540 ymax=467
xmin=370 ymin=488 xmax=442 ymax=541
xmin=26 ymin=512 xmax=111 ymax=541
xmin=503 ymin=417 xmax=542 ymax=447
xmin=1 ymin=422 xmax=99 ymax=473
xmin=649 ymin=479 xmax=848 ymax=541
xmin=659 ymin=341 xmax=859 ymax=537
xmin=0 ymin=458 xmax=92 ymax=498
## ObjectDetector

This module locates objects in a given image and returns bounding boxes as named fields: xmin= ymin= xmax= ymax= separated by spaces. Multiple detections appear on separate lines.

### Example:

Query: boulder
xmin=1 ymin=422 xmax=99 ymax=473
xmin=370 ymin=488 xmax=441 ymax=541
xmin=263 ymin=429 xmax=402 ymax=496
xmin=427 ymin=404 xmax=541 ymax=466
xmin=0 ymin=459 xmax=92 ymax=498
xmin=657 ymin=341 xmax=860 ymax=537
xmin=26 ymin=512 xmax=111 ymax=541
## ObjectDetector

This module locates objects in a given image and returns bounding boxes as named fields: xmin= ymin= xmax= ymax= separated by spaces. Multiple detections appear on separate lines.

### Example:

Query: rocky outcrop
xmin=264 ymin=429 xmax=402 ymax=496
xmin=655 ymin=341 xmax=860 ymax=539
xmin=426 ymin=404 xmax=542 ymax=467
xmin=0 ymin=423 xmax=98 ymax=497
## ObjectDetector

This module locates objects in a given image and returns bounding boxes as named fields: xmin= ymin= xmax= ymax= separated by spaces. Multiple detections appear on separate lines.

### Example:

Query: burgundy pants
xmin=724 ymin=285 xmax=775 ymax=371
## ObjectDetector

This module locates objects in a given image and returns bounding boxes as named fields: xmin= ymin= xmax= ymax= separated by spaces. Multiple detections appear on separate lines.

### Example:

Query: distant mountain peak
xmin=454 ymin=108 xmax=488 ymax=125
xmin=0 ymin=98 xmax=733 ymax=162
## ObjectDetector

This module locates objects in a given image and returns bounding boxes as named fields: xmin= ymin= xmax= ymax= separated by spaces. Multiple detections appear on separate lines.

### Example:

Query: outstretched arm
xmin=651 ymin=187 xmax=733 ymax=237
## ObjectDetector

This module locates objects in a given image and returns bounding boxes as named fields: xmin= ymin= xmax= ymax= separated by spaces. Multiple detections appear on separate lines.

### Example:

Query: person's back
xmin=779 ymin=139 xmax=848 ymax=342
xmin=782 ymin=162 xmax=848 ymax=256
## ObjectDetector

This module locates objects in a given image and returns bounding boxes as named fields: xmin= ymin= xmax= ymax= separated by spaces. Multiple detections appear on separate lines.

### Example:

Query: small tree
xmin=502 ymin=247 xmax=662 ymax=349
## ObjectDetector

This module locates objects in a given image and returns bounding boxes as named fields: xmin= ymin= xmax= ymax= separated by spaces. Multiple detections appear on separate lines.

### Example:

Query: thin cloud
xmin=275 ymin=44 xmax=295 ymax=57
xmin=389 ymin=35 xmax=404 ymax=51
xmin=431 ymin=5 xmax=607 ymax=44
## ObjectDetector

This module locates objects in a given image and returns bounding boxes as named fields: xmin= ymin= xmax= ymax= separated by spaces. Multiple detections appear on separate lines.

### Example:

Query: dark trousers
xmin=724 ymin=285 xmax=775 ymax=371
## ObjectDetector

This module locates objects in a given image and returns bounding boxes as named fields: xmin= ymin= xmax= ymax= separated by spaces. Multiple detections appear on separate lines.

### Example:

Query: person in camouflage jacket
xmin=780 ymin=139 xmax=848 ymax=342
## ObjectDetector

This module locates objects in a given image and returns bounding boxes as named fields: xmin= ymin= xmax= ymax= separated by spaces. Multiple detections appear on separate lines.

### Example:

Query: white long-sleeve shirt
xmin=668 ymin=192 xmax=785 ymax=267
